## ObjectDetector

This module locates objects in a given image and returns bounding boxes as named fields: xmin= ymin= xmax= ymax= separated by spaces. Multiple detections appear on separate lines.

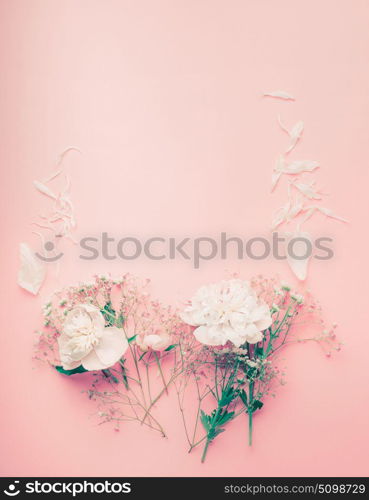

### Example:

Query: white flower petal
xmin=57 ymin=334 xmax=84 ymax=370
xmin=263 ymin=90 xmax=295 ymax=100
xmin=286 ymin=121 xmax=304 ymax=153
xmin=278 ymin=118 xmax=304 ymax=154
xmin=33 ymin=180 xmax=58 ymax=200
xmin=286 ymin=231 xmax=312 ymax=281
xmin=317 ymin=206 xmax=348 ymax=223
xmin=141 ymin=333 xmax=171 ymax=351
xmin=93 ymin=327 xmax=129 ymax=366
xmin=272 ymin=200 xmax=291 ymax=229
xmin=293 ymin=181 xmax=322 ymax=200
xmin=81 ymin=349 xmax=110 ymax=371
xmin=271 ymin=170 xmax=282 ymax=192
xmin=18 ymin=243 xmax=46 ymax=295
xmin=193 ymin=325 xmax=227 ymax=346
xmin=280 ymin=160 xmax=319 ymax=174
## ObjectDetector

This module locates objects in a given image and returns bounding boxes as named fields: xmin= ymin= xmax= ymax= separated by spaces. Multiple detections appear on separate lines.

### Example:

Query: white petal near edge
xmin=18 ymin=243 xmax=46 ymax=295
xmin=193 ymin=325 xmax=227 ymax=346
xmin=286 ymin=231 xmax=312 ymax=281
xmin=81 ymin=349 xmax=111 ymax=371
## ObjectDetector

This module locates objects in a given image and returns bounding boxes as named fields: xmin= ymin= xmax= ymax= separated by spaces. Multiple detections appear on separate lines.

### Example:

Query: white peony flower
xmin=58 ymin=303 xmax=128 ymax=370
xmin=180 ymin=279 xmax=272 ymax=347
xmin=136 ymin=332 xmax=172 ymax=352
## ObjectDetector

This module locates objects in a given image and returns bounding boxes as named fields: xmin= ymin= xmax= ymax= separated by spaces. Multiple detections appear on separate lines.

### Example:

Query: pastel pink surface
xmin=1 ymin=0 xmax=368 ymax=477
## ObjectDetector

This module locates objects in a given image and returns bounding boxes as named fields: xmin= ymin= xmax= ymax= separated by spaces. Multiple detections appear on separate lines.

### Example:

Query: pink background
xmin=1 ymin=0 xmax=369 ymax=477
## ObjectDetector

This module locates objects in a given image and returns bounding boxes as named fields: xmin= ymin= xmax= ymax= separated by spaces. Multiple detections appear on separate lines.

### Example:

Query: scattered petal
xmin=271 ymin=171 xmax=282 ymax=192
xmin=18 ymin=243 xmax=46 ymax=295
xmin=315 ymin=206 xmax=348 ymax=223
xmin=56 ymin=147 xmax=81 ymax=167
xmin=43 ymin=169 xmax=62 ymax=183
xmin=263 ymin=91 xmax=295 ymax=101
xmin=286 ymin=121 xmax=304 ymax=153
xmin=292 ymin=181 xmax=322 ymax=200
xmin=285 ymin=231 xmax=312 ymax=281
xmin=278 ymin=160 xmax=319 ymax=174
xmin=272 ymin=200 xmax=291 ymax=229
xmin=287 ymin=197 xmax=304 ymax=220
xmin=33 ymin=180 xmax=57 ymax=200
xmin=277 ymin=115 xmax=289 ymax=134
xmin=297 ymin=207 xmax=316 ymax=228
xmin=271 ymin=156 xmax=286 ymax=191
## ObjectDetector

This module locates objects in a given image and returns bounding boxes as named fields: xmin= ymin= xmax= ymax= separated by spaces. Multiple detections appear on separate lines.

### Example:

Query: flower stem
xmin=154 ymin=351 xmax=168 ymax=394
xmin=248 ymin=411 xmax=253 ymax=446
xmin=201 ymin=439 xmax=210 ymax=463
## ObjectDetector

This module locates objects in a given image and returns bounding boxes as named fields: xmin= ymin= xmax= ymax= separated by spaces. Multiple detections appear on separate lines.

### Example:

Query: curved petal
xmin=255 ymin=316 xmax=272 ymax=332
xmin=180 ymin=308 xmax=204 ymax=326
xmin=94 ymin=327 xmax=129 ymax=366
xmin=81 ymin=349 xmax=110 ymax=371
xmin=194 ymin=325 xmax=226 ymax=346
xmin=245 ymin=330 xmax=264 ymax=344
xmin=223 ymin=327 xmax=247 ymax=348
xmin=143 ymin=334 xmax=171 ymax=351
xmin=57 ymin=333 xmax=86 ymax=369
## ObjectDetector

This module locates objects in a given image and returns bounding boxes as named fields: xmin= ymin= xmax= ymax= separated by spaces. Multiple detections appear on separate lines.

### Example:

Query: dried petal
xmin=272 ymin=200 xmax=291 ymax=229
xmin=316 ymin=206 xmax=348 ymax=223
xmin=271 ymin=171 xmax=282 ymax=192
xmin=56 ymin=147 xmax=81 ymax=167
xmin=263 ymin=91 xmax=295 ymax=101
xmin=286 ymin=121 xmax=304 ymax=153
xmin=293 ymin=181 xmax=322 ymax=200
xmin=43 ymin=169 xmax=62 ymax=183
xmin=287 ymin=197 xmax=304 ymax=220
xmin=298 ymin=207 xmax=316 ymax=227
xmin=278 ymin=160 xmax=319 ymax=174
xmin=33 ymin=180 xmax=57 ymax=200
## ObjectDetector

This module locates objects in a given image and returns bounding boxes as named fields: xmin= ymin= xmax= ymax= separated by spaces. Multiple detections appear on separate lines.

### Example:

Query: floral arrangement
xmin=36 ymin=273 xmax=340 ymax=461
xmin=175 ymin=276 xmax=340 ymax=462
xmin=36 ymin=274 xmax=190 ymax=436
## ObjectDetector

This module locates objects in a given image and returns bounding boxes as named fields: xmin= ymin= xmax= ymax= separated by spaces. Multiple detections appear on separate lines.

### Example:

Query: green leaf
xmin=164 ymin=344 xmax=177 ymax=352
xmin=127 ymin=334 xmax=137 ymax=344
xmin=208 ymin=427 xmax=225 ymax=441
xmin=119 ymin=359 xmax=129 ymax=389
xmin=138 ymin=351 xmax=147 ymax=361
xmin=115 ymin=313 xmax=125 ymax=328
xmin=216 ymin=410 xmax=235 ymax=426
xmin=246 ymin=366 xmax=258 ymax=380
xmin=55 ymin=365 xmax=87 ymax=376
xmin=200 ymin=410 xmax=210 ymax=432
xmin=254 ymin=345 xmax=264 ymax=358
xmin=102 ymin=369 xmax=119 ymax=383
xmin=251 ymin=400 xmax=263 ymax=412
xmin=101 ymin=301 xmax=116 ymax=327
xmin=219 ymin=386 xmax=235 ymax=407
xmin=239 ymin=389 xmax=248 ymax=407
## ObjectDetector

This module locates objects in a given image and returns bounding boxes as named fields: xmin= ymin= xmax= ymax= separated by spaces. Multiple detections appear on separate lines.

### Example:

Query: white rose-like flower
xmin=180 ymin=279 xmax=272 ymax=347
xmin=136 ymin=332 xmax=172 ymax=352
xmin=58 ymin=304 xmax=129 ymax=370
